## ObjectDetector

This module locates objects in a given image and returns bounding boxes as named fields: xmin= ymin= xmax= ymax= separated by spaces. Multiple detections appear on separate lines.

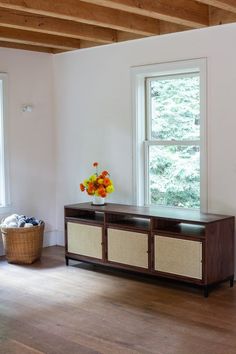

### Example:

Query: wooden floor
xmin=1 ymin=246 xmax=236 ymax=354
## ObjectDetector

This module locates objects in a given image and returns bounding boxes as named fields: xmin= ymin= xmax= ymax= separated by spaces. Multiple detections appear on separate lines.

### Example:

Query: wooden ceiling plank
xmin=0 ymin=40 xmax=55 ymax=52
xmin=196 ymin=0 xmax=236 ymax=14
xmin=80 ymin=0 xmax=209 ymax=28
xmin=80 ymin=40 xmax=103 ymax=48
xmin=0 ymin=36 xmax=78 ymax=50
xmin=0 ymin=8 xmax=116 ymax=43
xmin=159 ymin=21 xmax=191 ymax=35
xmin=116 ymin=31 xmax=146 ymax=42
xmin=0 ymin=0 xmax=160 ymax=35
xmin=209 ymin=6 xmax=236 ymax=25
xmin=0 ymin=26 xmax=81 ymax=49
xmin=52 ymin=48 xmax=72 ymax=54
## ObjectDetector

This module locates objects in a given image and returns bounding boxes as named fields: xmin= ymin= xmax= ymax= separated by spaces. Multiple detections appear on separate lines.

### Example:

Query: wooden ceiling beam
xmin=80 ymin=0 xmax=209 ymax=28
xmin=117 ymin=22 xmax=190 ymax=42
xmin=0 ymin=8 xmax=116 ymax=43
xmin=0 ymin=0 xmax=160 ymax=35
xmin=196 ymin=0 xmax=236 ymax=14
xmin=0 ymin=26 xmax=81 ymax=49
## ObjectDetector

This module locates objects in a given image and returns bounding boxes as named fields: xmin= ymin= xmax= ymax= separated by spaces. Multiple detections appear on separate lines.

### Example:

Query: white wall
xmin=53 ymin=23 xmax=236 ymax=245
xmin=0 ymin=24 xmax=235 ymax=254
xmin=0 ymin=48 xmax=56 ymax=254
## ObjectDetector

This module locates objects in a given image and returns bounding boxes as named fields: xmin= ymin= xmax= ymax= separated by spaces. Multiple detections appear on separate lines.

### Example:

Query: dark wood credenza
xmin=64 ymin=203 xmax=235 ymax=297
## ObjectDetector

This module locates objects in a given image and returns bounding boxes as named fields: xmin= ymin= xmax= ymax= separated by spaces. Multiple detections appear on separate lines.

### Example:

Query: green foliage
xmin=149 ymin=75 xmax=200 ymax=208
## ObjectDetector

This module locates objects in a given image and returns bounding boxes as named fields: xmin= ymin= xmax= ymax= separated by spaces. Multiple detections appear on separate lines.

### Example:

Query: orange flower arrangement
xmin=80 ymin=162 xmax=114 ymax=198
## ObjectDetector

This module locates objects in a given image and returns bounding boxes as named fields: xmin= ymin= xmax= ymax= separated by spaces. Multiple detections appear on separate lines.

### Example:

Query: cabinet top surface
xmin=64 ymin=203 xmax=234 ymax=224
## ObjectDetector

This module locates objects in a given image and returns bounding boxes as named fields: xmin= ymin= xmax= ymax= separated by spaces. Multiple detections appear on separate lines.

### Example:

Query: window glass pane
xmin=149 ymin=145 xmax=200 ymax=208
xmin=150 ymin=75 xmax=200 ymax=140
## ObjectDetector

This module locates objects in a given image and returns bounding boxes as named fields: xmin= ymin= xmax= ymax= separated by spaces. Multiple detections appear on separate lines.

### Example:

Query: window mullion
xmin=146 ymin=140 xmax=200 ymax=146
xmin=145 ymin=78 xmax=152 ymax=140
xmin=144 ymin=141 xmax=149 ymax=205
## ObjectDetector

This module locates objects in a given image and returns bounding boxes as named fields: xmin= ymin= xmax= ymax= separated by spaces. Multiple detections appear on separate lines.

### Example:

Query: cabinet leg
xmin=230 ymin=277 xmax=234 ymax=287
xmin=204 ymin=286 xmax=209 ymax=298
xmin=65 ymin=257 xmax=69 ymax=266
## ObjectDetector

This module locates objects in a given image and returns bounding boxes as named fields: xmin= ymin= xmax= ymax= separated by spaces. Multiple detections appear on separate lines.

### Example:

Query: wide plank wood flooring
xmin=1 ymin=246 xmax=236 ymax=354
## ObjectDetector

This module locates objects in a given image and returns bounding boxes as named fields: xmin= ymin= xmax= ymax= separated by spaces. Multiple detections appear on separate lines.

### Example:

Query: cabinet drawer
xmin=67 ymin=222 xmax=102 ymax=259
xmin=108 ymin=228 xmax=148 ymax=269
xmin=155 ymin=235 xmax=202 ymax=279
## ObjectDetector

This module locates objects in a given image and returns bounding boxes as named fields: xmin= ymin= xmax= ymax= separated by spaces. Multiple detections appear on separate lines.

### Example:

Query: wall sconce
xmin=21 ymin=104 xmax=33 ymax=113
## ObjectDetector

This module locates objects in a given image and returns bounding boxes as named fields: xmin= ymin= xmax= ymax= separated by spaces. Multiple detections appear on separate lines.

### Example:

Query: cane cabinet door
xmin=155 ymin=235 xmax=202 ymax=279
xmin=67 ymin=222 xmax=103 ymax=259
xmin=108 ymin=228 xmax=148 ymax=269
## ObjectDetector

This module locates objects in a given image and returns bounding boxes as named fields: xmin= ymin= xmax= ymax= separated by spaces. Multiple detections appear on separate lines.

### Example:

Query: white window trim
xmin=0 ymin=73 xmax=10 ymax=213
xmin=131 ymin=58 xmax=208 ymax=212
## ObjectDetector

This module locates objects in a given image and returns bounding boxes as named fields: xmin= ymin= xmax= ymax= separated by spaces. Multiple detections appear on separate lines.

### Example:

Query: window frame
xmin=131 ymin=59 xmax=207 ymax=211
xmin=0 ymin=73 xmax=10 ymax=211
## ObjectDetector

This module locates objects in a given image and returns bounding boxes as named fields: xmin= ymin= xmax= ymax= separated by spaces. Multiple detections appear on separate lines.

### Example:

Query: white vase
xmin=92 ymin=195 xmax=105 ymax=206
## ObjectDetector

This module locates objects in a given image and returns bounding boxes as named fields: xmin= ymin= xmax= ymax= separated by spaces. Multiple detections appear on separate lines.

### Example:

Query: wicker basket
xmin=1 ymin=222 xmax=45 ymax=264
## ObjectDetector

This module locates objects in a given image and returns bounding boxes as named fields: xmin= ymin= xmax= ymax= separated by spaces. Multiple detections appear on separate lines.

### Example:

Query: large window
xmin=132 ymin=59 xmax=207 ymax=210
xmin=0 ymin=73 xmax=9 ymax=209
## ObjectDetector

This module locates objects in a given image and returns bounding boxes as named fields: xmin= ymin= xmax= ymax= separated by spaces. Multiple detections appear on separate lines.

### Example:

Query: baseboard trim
xmin=43 ymin=230 xmax=58 ymax=247
xmin=56 ymin=230 xmax=65 ymax=246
